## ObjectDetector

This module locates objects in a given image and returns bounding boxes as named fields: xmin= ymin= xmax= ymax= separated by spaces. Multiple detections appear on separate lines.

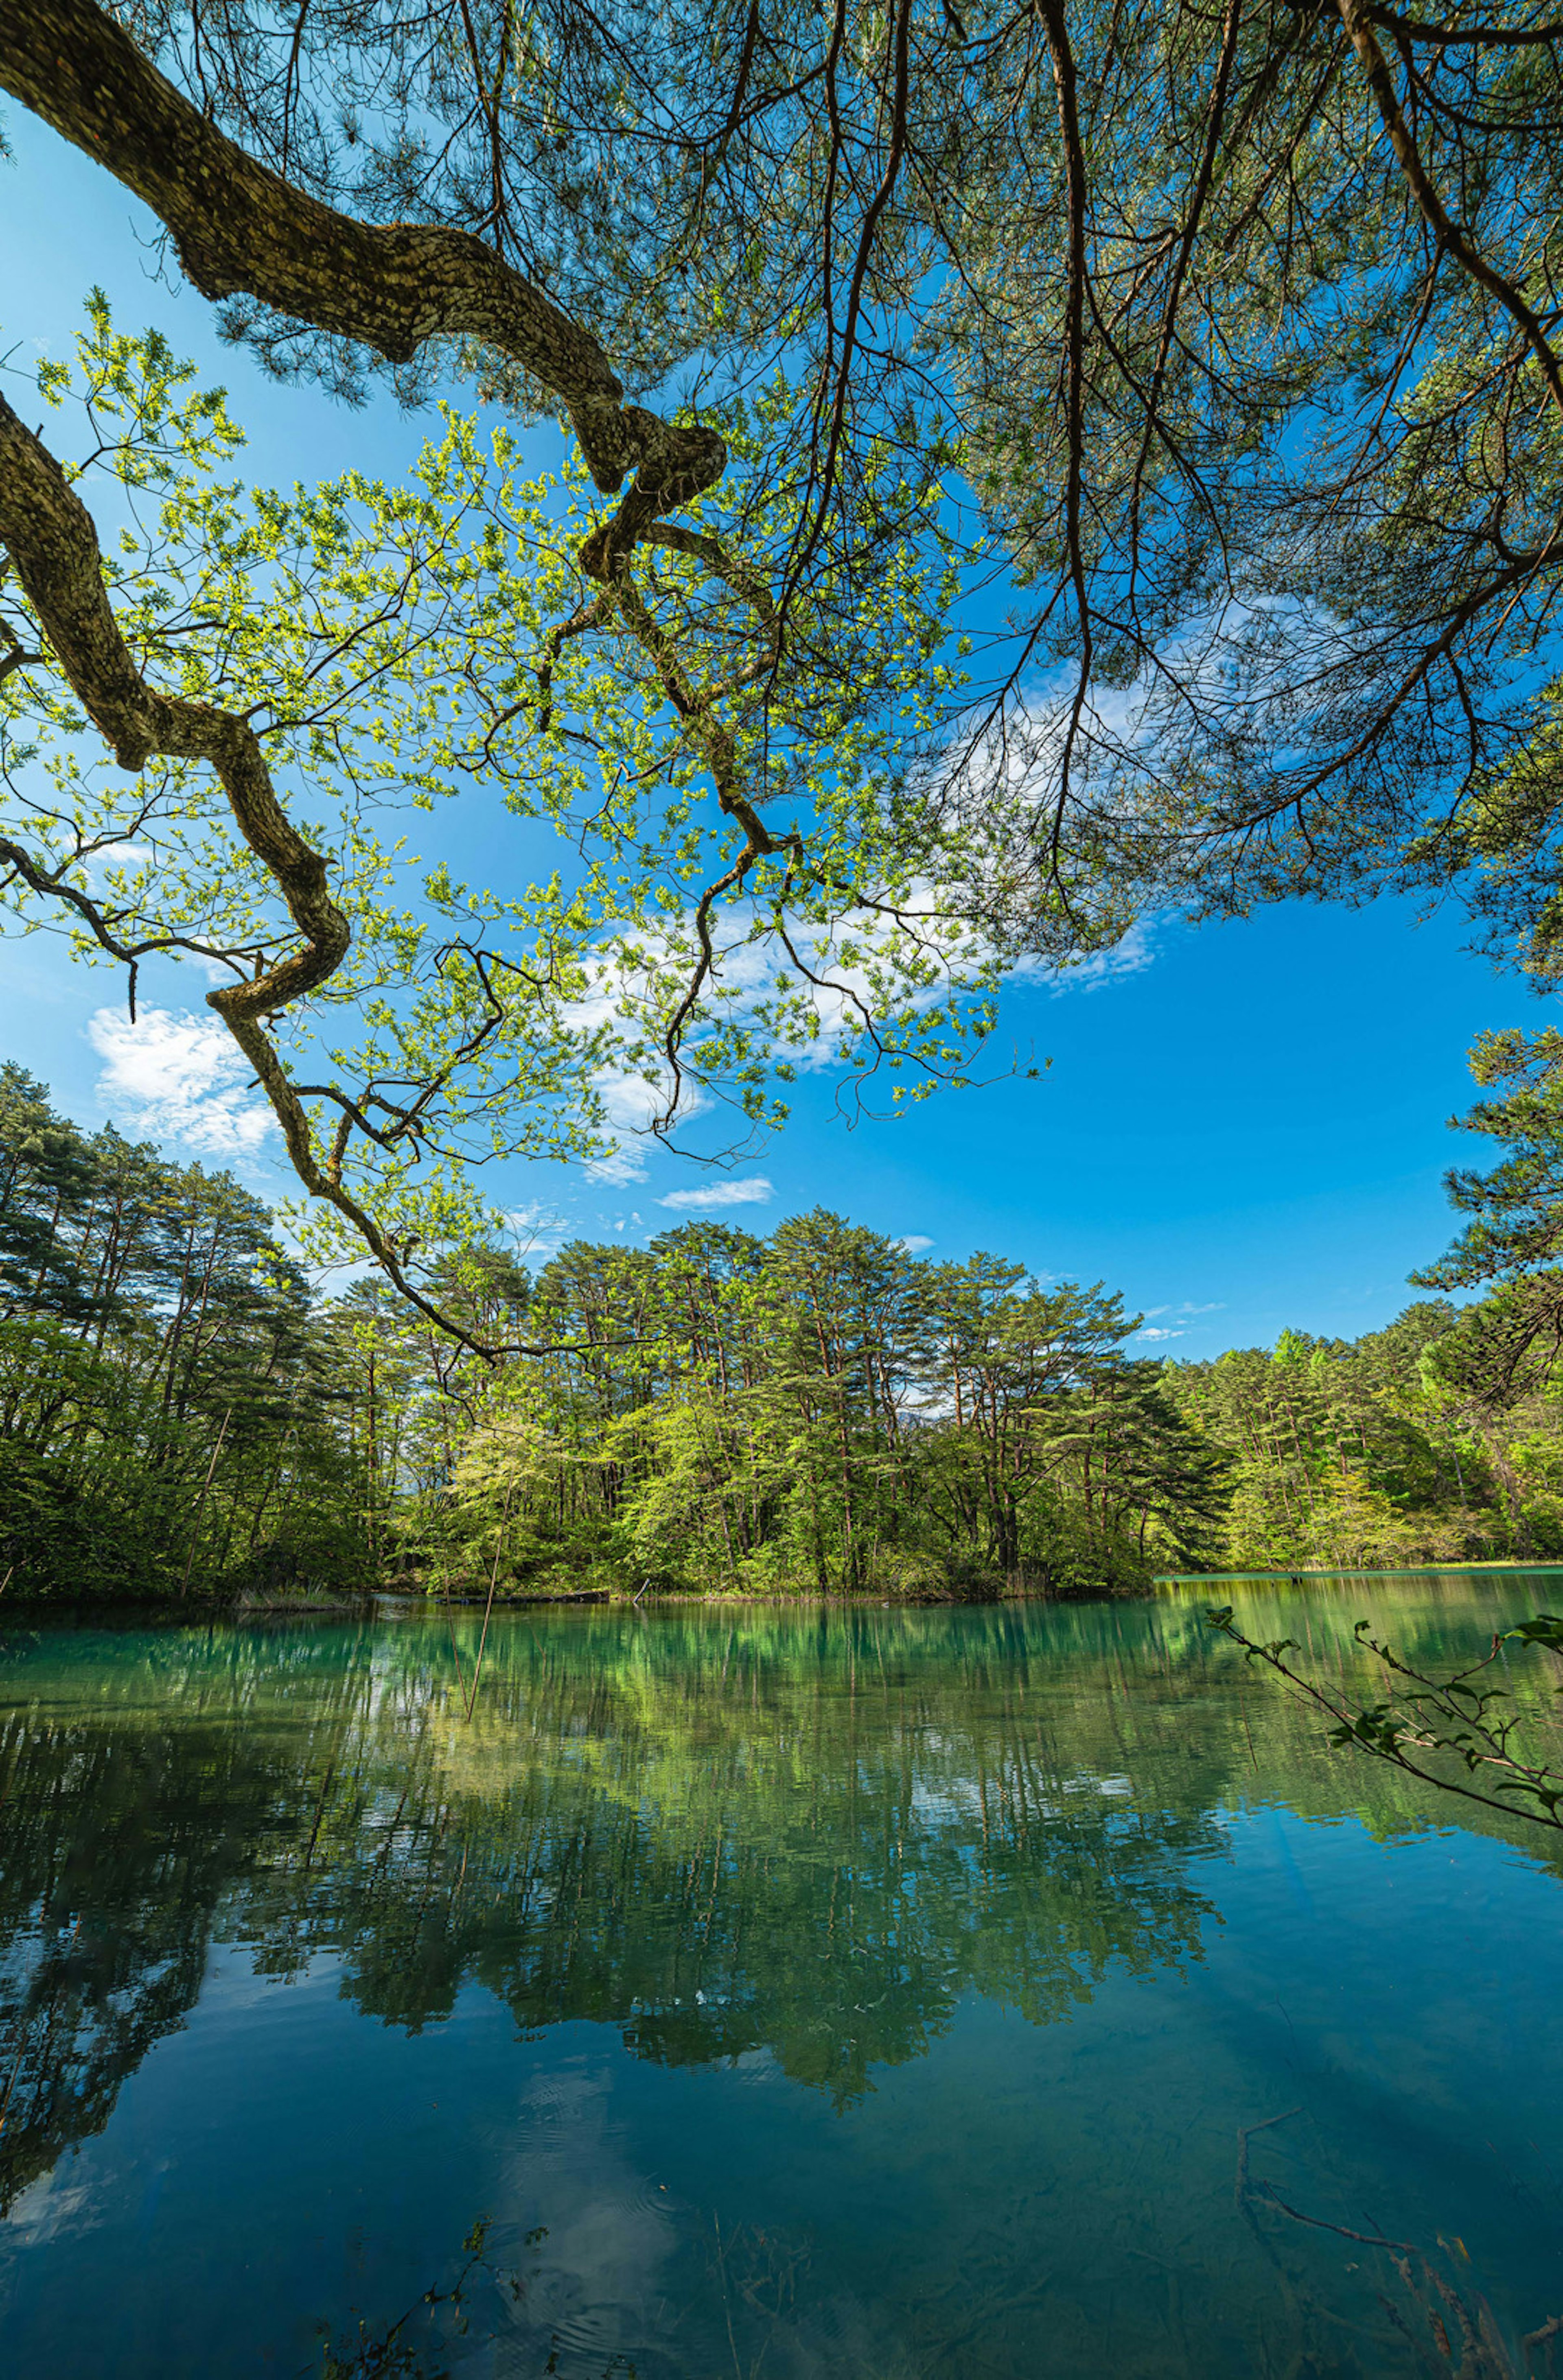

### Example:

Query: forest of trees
xmin=0 ymin=1063 xmax=379 ymax=1600
xmin=7 ymin=0 xmax=1563 ymax=1335
xmin=0 ymin=1063 xmax=1225 ymax=1599
xmin=9 ymin=1058 xmax=1563 ymax=1605
xmin=1169 ymin=1294 xmax=1563 ymax=1575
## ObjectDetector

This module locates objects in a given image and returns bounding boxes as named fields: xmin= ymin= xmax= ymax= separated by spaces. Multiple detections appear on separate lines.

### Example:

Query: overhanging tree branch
xmin=0 ymin=384 xmax=552 ymax=1357
xmin=0 ymin=0 xmax=728 ymax=528
xmin=1338 ymin=0 xmax=1563 ymax=429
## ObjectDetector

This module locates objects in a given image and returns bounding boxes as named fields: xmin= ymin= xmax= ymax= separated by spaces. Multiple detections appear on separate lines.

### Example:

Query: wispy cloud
xmin=655 ymin=1176 xmax=775 ymax=1212
xmin=561 ymin=885 xmax=1160 ymax=1186
xmin=895 ymin=1234 xmax=935 ymax=1253
xmin=581 ymin=1076 xmax=659 ymax=1185
xmin=503 ymin=1203 xmax=566 ymax=1262
xmin=1136 ymin=1326 xmax=1184 ymax=1344
xmin=88 ymin=1006 xmax=274 ymax=1160
xmin=1029 ymin=917 xmax=1158 ymax=996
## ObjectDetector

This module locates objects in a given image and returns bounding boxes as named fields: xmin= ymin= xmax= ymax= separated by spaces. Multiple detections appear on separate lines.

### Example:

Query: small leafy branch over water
xmin=1207 ymin=1608 xmax=1563 ymax=1830
xmin=313 ymin=2219 xmax=612 ymax=2380
xmin=316 ymin=2219 xmax=499 ymax=2380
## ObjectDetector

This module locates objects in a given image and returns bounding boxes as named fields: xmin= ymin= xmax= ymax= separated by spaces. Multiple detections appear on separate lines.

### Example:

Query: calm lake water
xmin=2 ymin=1581 xmax=1563 ymax=2378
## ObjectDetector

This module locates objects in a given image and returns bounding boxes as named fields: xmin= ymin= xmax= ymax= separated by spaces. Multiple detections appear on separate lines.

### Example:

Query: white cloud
xmin=584 ymin=1145 xmax=646 ymax=1187
xmin=528 ymin=833 xmax=1162 ymax=1193
xmin=81 ymin=838 xmax=154 ymax=895
xmin=895 ymin=1234 xmax=935 ymax=1253
xmin=503 ymin=1203 xmax=566 ymax=1262
xmin=580 ymin=1069 xmax=718 ymax=1185
xmin=1136 ymin=1326 xmax=1184 ymax=1343
xmin=655 ymin=1176 xmax=775 ymax=1212
xmin=88 ymin=1006 xmax=275 ymax=1159
xmin=1028 ymin=917 xmax=1159 ymax=996
xmin=562 ymin=879 xmax=1159 ymax=1187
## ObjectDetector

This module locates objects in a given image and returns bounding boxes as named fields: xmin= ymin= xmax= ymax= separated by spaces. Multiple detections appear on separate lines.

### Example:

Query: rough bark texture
xmin=0 ymin=0 xmax=727 ymax=522
xmin=0 ymin=389 xmax=350 ymax=1021
xmin=0 ymin=0 xmax=768 ymax=1345
xmin=0 ymin=386 xmax=503 ymax=1349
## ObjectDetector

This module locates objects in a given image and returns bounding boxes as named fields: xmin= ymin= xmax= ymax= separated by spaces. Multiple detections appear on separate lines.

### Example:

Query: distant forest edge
xmin=4 ymin=1064 xmax=1563 ymax=1605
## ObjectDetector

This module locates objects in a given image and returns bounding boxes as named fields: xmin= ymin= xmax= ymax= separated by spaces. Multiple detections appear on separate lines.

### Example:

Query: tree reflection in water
xmin=1 ymin=1606 xmax=1228 ymax=2210
xmin=3 ymin=1594 xmax=1562 ymax=2377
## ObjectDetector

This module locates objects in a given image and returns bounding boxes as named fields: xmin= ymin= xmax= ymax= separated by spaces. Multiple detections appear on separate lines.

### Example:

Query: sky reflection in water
xmin=2 ymin=1584 xmax=1562 ymax=2378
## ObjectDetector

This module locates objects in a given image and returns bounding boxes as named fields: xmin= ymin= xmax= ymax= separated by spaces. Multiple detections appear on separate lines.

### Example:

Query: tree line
xmin=1165 ymin=1050 xmax=1563 ymax=1576
xmin=1166 ymin=1292 xmax=1563 ymax=1575
xmin=415 ymin=1257 xmax=1563 ymax=1594
xmin=406 ymin=1214 xmax=1230 ymax=1600
xmin=0 ymin=1063 xmax=377 ymax=1599
xmin=13 ymin=1040 xmax=1563 ymax=1602
xmin=2 ymin=1062 xmax=1232 ymax=1599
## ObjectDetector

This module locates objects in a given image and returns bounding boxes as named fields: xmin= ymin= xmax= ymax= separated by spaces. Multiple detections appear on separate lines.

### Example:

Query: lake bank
xmin=7 ymin=1554 xmax=1562 ymax=1621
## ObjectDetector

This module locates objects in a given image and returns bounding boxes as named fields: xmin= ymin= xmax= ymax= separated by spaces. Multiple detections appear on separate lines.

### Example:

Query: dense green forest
xmin=9 ymin=1061 xmax=1561 ymax=1599
xmin=9 ymin=1059 xmax=1563 ymax=1602
xmin=0 ymin=1064 xmax=1225 ymax=1599
xmin=0 ymin=1064 xmax=375 ymax=1600
xmin=1165 ymin=1289 xmax=1563 ymax=1575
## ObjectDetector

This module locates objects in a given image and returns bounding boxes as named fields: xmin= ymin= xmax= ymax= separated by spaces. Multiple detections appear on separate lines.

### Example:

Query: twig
xmin=1207 ymin=1606 xmax=1563 ymax=1829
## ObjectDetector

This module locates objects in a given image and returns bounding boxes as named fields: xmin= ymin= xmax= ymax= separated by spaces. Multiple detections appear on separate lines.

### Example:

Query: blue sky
xmin=0 ymin=103 xmax=1543 ymax=1357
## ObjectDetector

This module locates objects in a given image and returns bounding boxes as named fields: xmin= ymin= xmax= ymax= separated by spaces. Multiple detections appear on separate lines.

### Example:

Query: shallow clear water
xmin=2 ymin=1581 xmax=1562 ymax=2378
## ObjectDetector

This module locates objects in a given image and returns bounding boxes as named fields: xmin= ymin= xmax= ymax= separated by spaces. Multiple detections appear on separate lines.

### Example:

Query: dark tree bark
xmin=0 ymin=0 xmax=727 ymax=537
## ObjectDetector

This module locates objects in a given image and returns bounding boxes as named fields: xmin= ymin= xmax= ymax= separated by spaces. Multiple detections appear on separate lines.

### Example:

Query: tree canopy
xmin=5 ymin=0 xmax=1563 ymax=1320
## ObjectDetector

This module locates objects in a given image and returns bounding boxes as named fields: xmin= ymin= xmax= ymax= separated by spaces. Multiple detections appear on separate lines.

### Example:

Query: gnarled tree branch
xmin=0 ymin=384 xmax=544 ymax=1357
xmin=0 ymin=0 xmax=728 ymax=530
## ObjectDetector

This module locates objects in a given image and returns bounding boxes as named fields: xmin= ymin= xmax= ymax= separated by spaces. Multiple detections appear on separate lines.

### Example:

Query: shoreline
xmin=1154 ymin=1560 xmax=1563 ymax=1584
xmin=3 ymin=1558 xmax=1560 ymax=1626
xmin=0 ymin=1583 xmax=1063 ymax=1621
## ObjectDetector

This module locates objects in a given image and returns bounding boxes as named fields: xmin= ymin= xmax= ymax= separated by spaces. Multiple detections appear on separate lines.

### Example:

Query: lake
xmin=2 ymin=1580 xmax=1561 ymax=2378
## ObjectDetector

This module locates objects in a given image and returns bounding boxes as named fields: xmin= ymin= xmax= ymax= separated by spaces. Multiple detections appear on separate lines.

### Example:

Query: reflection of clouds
xmin=725 ymin=2048 xmax=777 ymax=2084
xmin=486 ymin=2052 xmax=685 ymax=2373
xmin=481 ymin=2069 xmax=846 ymax=2380
xmin=911 ymin=1767 xmax=1143 ymax=1823
xmin=2 ymin=2166 xmax=106 ymax=2247
xmin=0 ymin=1611 xmax=1244 ymax=2380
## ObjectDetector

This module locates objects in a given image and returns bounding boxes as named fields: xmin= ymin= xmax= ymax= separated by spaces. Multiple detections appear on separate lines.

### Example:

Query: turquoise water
xmin=2 ymin=1582 xmax=1562 ymax=2377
